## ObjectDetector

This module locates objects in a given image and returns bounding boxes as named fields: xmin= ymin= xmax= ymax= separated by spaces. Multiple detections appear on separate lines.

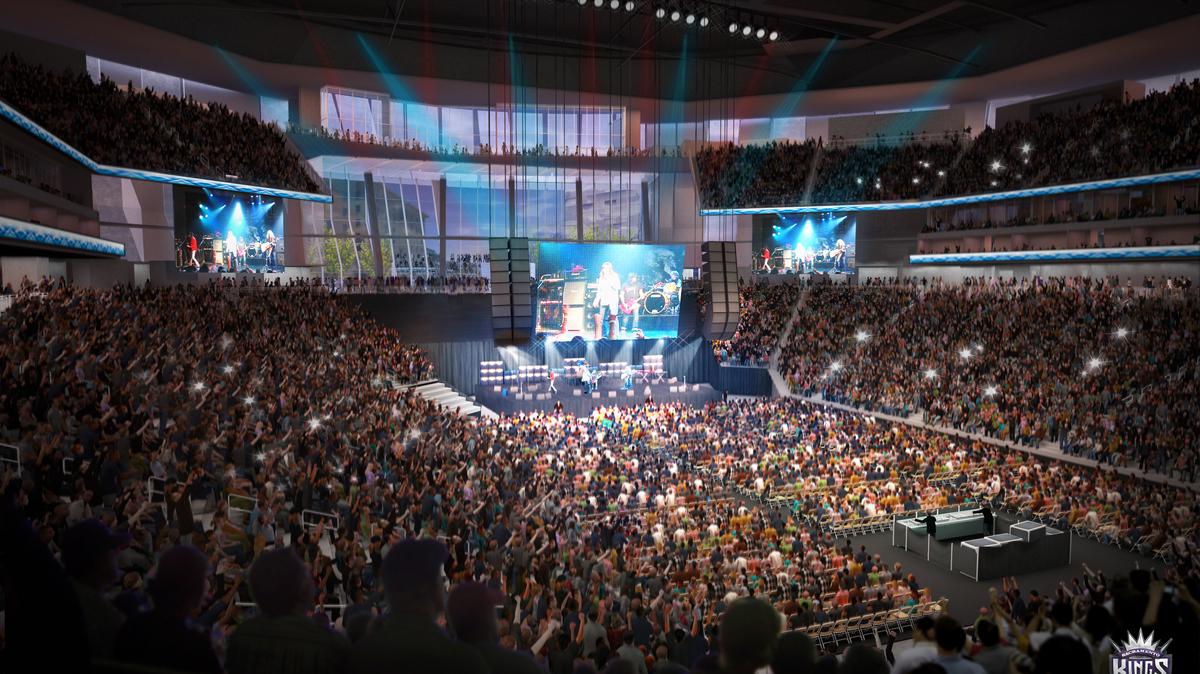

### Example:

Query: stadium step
xmin=411 ymin=380 xmax=481 ymax=417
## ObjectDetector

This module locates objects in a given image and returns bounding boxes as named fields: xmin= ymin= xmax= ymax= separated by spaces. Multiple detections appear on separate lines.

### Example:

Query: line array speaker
xmin=489 ymin=238 xmax=532 ymax=345
xmin=701 ymin=241 xmax=740 ymax=341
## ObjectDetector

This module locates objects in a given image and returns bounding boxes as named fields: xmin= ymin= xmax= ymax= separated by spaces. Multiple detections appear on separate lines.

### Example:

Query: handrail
xmin=0 ymin=442 xmax=20 ymax=476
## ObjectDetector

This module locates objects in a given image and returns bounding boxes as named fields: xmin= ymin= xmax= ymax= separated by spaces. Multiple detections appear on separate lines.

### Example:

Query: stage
xmin=475 ymin=378 xmax=723 ymax=415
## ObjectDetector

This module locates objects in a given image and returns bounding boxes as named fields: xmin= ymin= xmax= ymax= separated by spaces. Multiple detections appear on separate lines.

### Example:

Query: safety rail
xmin=0 ymin=442 xmax=20 ymax=476
xmin=227 ymin=493 xmax=257 ymax=525
xmin=302 ymin=508 xmax=339 ymax=531
xmin=147 ymin=476 xmax=167 ymax=504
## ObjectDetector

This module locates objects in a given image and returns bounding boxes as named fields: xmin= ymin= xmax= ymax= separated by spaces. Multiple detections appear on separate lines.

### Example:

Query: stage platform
xmin=476 ymin=379 xmax=722 ymax=415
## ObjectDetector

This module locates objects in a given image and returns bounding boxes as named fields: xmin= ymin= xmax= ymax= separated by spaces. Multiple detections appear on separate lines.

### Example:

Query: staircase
xmin=768 ymin=285 xmax=810 ymax=396
xmin=408 ymin=380 xmax=482 ymax=417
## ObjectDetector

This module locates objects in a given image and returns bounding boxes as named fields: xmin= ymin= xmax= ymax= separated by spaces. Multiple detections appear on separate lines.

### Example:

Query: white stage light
xmin=1115 ymin=327 xmax=1129 ymax=339
xmin=742 ymin=25 xmax=752 ymax=36
xmin=656 ymin=6 xmax=666 ymax=18
xmin=670 ymin=9 xmax=680 ymax=21
xmin=855 ymin=330 xmax=869 ymax=342
xmin=728 ymin=21 xmax=738 ymax=33
xmin=625 ymin=0 xmax=635 ymax=10
xmin=769 ymin=30 xmax=779 ymax=41
xmin=699 ymin=16 xmax=709 ymax=27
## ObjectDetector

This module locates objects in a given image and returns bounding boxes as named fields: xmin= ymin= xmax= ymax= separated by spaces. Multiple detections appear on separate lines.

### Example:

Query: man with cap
xmin=226 ymin=548 xmax=350 ymax=674
xmin=114 ymin=544 xmax=221 ymax=673
xmin=448 ymin=581 xmax=545 ymax=674
xmin=63 ymin=518 xmax=129 ymax=658
xmin=349 ymin=538 xmax=489 ymax=674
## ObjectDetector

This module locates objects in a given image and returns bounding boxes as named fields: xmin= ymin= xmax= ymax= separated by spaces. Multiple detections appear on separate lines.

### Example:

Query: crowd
xmin=922 ymin=199 xmax=1200 ymax=234
xmin=0 ymin=53 xmax=320 ymax=193
xmin=0 ymin=278 xmax=1196 ymax=674
xmin=713 ymin=282 xmax=802 ymax=366
xmin=778 ymin=279 xmax=1200 ymax=479
xmin=290 ymin=123 xmax=684 ymax=160
xmin=696 ymin=80 xmax=1200 ymax=208
xmin=327 ymin=275 xmax=491 ymax=294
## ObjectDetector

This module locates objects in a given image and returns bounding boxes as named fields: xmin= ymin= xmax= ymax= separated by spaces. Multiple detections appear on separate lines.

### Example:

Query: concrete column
xmin=363 ymin=172 xmax=385 ymax=277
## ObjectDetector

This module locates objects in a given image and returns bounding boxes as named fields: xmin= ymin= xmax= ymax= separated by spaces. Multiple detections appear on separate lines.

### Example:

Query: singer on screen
xmin=593 ymin=261 xmax=621 ymax=339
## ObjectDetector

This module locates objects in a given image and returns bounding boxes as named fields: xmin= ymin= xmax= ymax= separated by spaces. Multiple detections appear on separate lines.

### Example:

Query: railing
xmin=147 ymin=476 xmax=167 ymax=505
xmin=302 ymin=509 xmax=339 ymax=531
xmin=0 ymin=442 xmax=20 ymax=476
xmin=227 ymin=493 xmax=257 ymax=525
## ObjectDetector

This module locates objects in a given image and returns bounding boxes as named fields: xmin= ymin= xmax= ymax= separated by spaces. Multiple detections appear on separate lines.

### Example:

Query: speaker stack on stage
xmin=700 ymin=241 xmax=740 ymax=341
xmin=489 ymin=237 xmax=532 ymax=345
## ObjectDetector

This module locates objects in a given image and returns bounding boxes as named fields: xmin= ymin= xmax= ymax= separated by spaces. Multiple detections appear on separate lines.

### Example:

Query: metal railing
xmin=0 ymin=442 xmax=20 ymax=476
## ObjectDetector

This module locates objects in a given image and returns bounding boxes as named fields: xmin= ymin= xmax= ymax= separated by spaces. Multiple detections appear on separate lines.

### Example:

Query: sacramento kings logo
xmin=1111 ymin=630 xmax=1171 ymax=674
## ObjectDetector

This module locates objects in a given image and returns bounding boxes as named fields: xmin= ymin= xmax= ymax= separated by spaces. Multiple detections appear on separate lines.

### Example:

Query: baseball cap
xmin=447 ymin=581 xmax=505 ymax=642
xmin=62 ymin=518 xmax=132 ymax=577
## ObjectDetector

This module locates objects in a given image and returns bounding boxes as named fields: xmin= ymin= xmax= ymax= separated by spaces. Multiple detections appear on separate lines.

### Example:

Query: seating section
xmin=0 ymin=53 xmax=320 ymax=193
xmin=696 ymin=79 xmax=1200 ymax=208
xmin=712 ymin=281 xmax=802 ymax=366
xmin=779 ymin=280 xmax=1199 ymax=477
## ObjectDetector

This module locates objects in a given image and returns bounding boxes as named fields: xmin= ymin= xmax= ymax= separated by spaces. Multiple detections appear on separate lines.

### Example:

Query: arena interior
xmin=2 ymin=2 xmax=1199 ymax=674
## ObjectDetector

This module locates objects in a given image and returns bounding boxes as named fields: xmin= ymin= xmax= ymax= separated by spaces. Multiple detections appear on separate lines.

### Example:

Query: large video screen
xmin=174 ymin=187 xmax=284 ymax=273
xmin=535 ymin=242 xmax=685 ymax=342
xmin=753 ymin=214 xmax=856 ymax=274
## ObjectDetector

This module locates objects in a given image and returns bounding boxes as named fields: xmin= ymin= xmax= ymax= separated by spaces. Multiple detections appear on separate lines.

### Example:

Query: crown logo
xmin=1112 ymin=629 xmax=1172 ymax=674
xmin=1115 ymin=629 xmax=1170 ymax=656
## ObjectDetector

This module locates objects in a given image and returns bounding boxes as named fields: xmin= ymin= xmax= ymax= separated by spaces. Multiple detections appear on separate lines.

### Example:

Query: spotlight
xmin=699 ymin=16 xmax=709 ymax=27
xmin=610 ymin=0 xmax=620 ymax=8
xmin=728 ymin=21 xmax=738 ymax=33
xmin=855 ymin=177 xmax=863 ymax=185
xmin=1086 ymin=356 xmax=1103 ymax=372
xmin=594 ymin=0 xmax=604 ymax=7
xmin=670 ymin=9 xmax=680 ymax=21
xmin=1020 ymin=143 xmax=1031 ymax=154
xmin=656 ymin=6 xmax=666 ymax=18
xmin=991 ymin=159 xmax=1003 ymax=172
xmin=579 ymin=0 xmax=587 ymax=5
xmin=742 ymin=24 xmax=752 ymax=36
xmin=685 ymin=13 xmax=695 ymax=24
xmin=191 ymin=381 xmax=206 ymax=392
xmin=983 ymin=385 xmax=998 ymax=397
xmin=937 ymin=170 xmax=946 ymax=177
xmin=959 ymin=348 xmax=973 ymax=360
xmin=1114 ymin=327 xmax=1130 ymax=339
xmin=243 ymin=395 xmax=255 ymax=406
xmin=912 ymin=177 xmax=920 ymax=184
xmin=855 ymin=330 xmax=869 ymax=343
xmin=625 ymin=0 xmax=635 ymax=9
xmin=308 ymin=417 xmax=322 ymax=431
xmin=756 ymin=27 xmax=765 ymax=39
xmin=923 ymin=369 xmax=937 ymax=380
xmin=768 ymin=30 xmax=779 ymax=41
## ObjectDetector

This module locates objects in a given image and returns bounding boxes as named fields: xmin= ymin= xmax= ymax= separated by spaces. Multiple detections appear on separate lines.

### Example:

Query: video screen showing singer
xmin=533 ymin=242 xmax=686 ymax=342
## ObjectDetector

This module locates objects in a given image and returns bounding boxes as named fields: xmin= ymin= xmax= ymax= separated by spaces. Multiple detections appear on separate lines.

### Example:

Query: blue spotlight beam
xmin=0 ymin=95 xmax=331 ymax=203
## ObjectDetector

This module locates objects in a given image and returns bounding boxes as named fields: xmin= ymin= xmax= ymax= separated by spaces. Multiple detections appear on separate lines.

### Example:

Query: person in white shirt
xmin=891 ymin=615 xmax=938 ymax=674
xmin=593 ymin=261 xmax=621 ymax=339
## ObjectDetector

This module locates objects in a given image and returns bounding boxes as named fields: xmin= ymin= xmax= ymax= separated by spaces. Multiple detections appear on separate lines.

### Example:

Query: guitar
xmin=620 ymin=289 xmax=650 ymax=315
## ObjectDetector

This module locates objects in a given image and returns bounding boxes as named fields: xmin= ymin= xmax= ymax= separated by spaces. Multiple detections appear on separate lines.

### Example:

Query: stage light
xmin=308 ymin=417 xmax=322 ymax=430
xmin=991 ymin=159 xmax=1003 ymax=171
xmin=742 ymin=25 xmax=752 ymax=36
xmin=855 ymin=330 xmax=869 ymax=343
xmin=937 ymin=170 xmax=946 ymax=177
xmin=222 ymin=364 xmax=234 ymax=375
xmin=855 ymin=177 xmax=863 ymax=185
xmin=728 ymin=21 xmax=738 ymax=33
xmin=625 ymin=0 xmax=635 ymax=10
xmin=1115 ymin=327 xmax=1130 ymax=339
xmin=923 ymin=368 xmax=937 ymax=379
xmin=670 ymin=9 xmax=680 ymax=21
xmin=912 ymin=177 xmax=920 ymax=184
xmin=579 ymin=0 xmax=588 ymax=5
xmin=769 ymin=30 xmax=779 ymax=41
xmin=1021 ymin=142 xmax=1031 ymax=154
xmin=685 ymin=13 xmax=695 ymax=24
xmin=699 ymin=16 xmax=709 ymax=27
xmin=191 ymin=381 xmax=206 ymax=392
xmin=756 ymin=27 xmax=765 ymax=39
xmin=255 ymin=452 xmax=266 ymax=463
xmin=610 ymin=0 xmax=620 ymax=8
xmin=990 ymin=180 xmax=998 ymax=187
xmin=243 ymin=395 xmax=255 ymax=406
xmin=959 ymin=348 xmax=973 ymax=360
xmin=594 ymin=0 xmax=604 ymax=6
xmin=1086 ymin=356 xmax=1104 ymax=372
xmin=984 ymin=385 xmax=998 ymax=397
xmin=656 ymin=6 xmax=666 ymax=18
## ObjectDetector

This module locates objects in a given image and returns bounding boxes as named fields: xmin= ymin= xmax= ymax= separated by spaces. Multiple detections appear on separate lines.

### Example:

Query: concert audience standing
xmin=713 ymin=281 xmax=801 ymax=366
xmin=695 ymin=80 xmax=1200 ymax=208
xmin=0 ymin=53 xmax=319 ymax=193
xmin=0 ymin=278 xmax=1196 ymax=674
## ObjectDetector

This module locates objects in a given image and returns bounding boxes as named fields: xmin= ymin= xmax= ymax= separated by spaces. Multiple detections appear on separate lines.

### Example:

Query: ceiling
xmin=75 ymin=1 xmax=1200 ymax=98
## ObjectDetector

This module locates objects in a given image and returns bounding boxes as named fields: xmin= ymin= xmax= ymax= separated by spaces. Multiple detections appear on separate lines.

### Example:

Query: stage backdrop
xmin=344 ymin=292 xmax=773 ymax=397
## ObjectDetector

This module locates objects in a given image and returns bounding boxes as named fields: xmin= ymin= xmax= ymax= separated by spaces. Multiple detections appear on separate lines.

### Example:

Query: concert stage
xmin=476 ymin=379 xmax=723 ymax=415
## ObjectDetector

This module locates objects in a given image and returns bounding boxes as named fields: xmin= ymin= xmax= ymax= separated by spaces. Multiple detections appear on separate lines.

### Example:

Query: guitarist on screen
xmin=619 ymin=273 xmax=644 ymax=337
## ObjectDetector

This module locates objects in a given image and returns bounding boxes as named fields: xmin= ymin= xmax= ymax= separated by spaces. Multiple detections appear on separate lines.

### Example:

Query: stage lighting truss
xmin=554 ymin=0 xmax=782 ymax=41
